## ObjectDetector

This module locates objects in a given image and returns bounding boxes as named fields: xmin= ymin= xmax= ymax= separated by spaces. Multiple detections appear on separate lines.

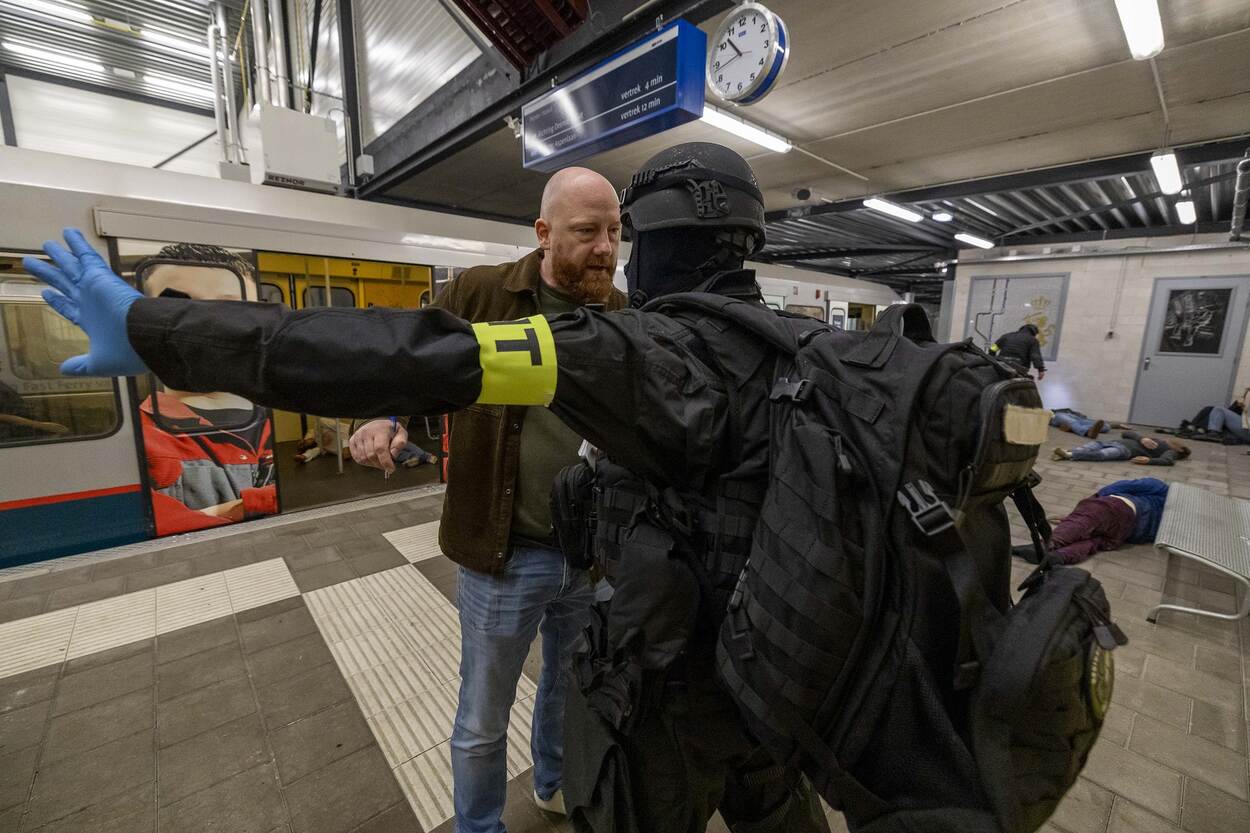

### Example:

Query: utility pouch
xmin=551 ymin=462 xmax=597 ymax=569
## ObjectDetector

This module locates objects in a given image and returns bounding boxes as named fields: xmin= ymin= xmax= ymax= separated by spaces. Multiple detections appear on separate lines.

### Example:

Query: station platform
xmin=1 ymin=428 xmax=1247 ymax=833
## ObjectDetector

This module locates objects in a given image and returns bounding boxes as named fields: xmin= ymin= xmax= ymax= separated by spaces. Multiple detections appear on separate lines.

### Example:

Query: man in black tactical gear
xmin=554 ymin=144 xmax=830 ymax=833
xmin=990 ymin=323 xmax=1046 ymax=379
xmin=28 ymin=142 xmax=830 ymax=833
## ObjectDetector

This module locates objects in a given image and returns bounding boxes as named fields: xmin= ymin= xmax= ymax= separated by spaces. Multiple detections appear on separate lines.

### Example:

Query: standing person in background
xmin=991 ymin=323 xmax=1046 ymax=379
xmin=348 ymin=167 xmax=627 ymax=833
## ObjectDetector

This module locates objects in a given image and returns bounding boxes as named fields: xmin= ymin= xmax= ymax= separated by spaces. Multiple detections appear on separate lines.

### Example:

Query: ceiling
xmin=373 ymin=0 xmax=1250 ymax=297
xmin=2 ymin=0 xmax=1247 ymax=301
xmin=0 ymin=0 xmax=249 ymax=110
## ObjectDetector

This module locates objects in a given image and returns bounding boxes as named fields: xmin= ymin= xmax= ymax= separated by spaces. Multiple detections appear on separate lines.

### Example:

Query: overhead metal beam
xmin=756 ymin=244 xmax=943 ymax=260
xmin=154 ymin=130 xmax=217 ymax=169
xmin=1005 ymin=170 xmax=1237 ymax=237
xmin=1000 ymin=220 xmax=1229 ymax=246
xmin=764 ymin=136 xmax=1250 ymax=223
xmin=358 ymin=0 xmax=735 ymax=198
xmin=0 ymin=64 xmax=215 ymax=118
xmin=0 ymin=71 xmax=15 ymax=147
xmin=336 ymin=0 xmax=363 ymax=177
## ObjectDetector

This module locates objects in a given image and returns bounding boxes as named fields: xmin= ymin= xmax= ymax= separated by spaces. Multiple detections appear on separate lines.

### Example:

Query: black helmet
xmin=620 ymin=142 xmax=766 ymax=253
xmin=1021 ymin=323 xmax=1040 ymax=336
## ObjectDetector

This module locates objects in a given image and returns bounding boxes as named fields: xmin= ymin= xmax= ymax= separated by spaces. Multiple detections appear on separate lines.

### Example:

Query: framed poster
xmin=964 ymin=273 xmax=1068 ymax=362
xmin=1158 ymin=288 xmax=1232 ymax=355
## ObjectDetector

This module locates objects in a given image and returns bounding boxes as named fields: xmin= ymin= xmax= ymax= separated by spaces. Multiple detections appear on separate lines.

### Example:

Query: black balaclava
xmin=624 ymin=228 xmax=747 ymax=307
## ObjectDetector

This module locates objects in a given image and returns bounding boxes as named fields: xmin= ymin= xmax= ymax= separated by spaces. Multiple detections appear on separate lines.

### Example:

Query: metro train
xmin=0 ymin=147 xmax=901 ymax=568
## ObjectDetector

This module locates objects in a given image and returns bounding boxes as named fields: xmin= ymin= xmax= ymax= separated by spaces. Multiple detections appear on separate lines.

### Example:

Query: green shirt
xmin=510 ymin=280 xmax=587 ymax=542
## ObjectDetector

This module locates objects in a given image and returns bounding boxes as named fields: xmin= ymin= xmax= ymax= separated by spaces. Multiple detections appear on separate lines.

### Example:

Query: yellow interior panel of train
xmin=256 ymin=253 xmax=433 ymax=442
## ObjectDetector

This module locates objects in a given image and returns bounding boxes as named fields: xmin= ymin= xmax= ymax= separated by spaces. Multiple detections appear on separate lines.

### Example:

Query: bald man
xmin=349 ymin=167 xmax=625 ymax=833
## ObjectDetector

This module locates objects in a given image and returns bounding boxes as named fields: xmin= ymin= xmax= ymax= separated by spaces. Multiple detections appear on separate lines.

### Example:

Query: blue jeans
xmin=1069 ymin=440 xmax=1132 ymax=462
xmin=1051 ymin=412 xmax=1102 ymax=436
xmin=452 ymin=545 xmax=594 ymax=833
xmin=1207 ymin=407 xmax=1250 ymax=442
xmin=393 ymin=442 xmax=436 ymax=465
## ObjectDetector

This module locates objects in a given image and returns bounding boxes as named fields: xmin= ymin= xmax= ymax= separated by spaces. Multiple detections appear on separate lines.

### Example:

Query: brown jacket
xmin=432 ymin=249 xmax=627 ymax=573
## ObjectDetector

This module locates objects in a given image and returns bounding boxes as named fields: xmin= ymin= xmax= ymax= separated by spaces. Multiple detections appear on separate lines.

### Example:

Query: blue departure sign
xmin=521 ymin=20 xmax=706 ymax=172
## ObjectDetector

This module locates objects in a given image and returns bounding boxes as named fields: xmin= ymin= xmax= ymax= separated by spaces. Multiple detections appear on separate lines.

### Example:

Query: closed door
xmin=1130 ymin=276 xmax=1250 ymax=427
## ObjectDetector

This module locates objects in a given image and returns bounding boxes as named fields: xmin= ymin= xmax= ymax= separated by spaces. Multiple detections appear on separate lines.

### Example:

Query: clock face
xmin=707 ymin=3 xmax=787 ymax=104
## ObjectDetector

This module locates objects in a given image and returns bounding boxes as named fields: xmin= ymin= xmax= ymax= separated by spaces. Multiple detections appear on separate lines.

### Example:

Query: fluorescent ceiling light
xmin=931 ymin=211 xmax=953 ymax=222
xmin=144 ymin=73 xmax=212 ymax=99
xmin=1149 ymin=150 xmax=1183 ymax=194
xmin=863 ymin=197 xmax=923 ymax=223
xmin=1175 ymin=199 xmax=1196 ymax=225
xmin=955 ymin=232 xmax=995 ymax=249
xmin=700 ymin=105 xmax=792 ymax=153
xmin=15 ymin=0 xmax=91 ymax=23
xmin=1 ymin=39 xmax=103 ymax=73
xmin=1114 ymin=0 xmax=1165 ymax=60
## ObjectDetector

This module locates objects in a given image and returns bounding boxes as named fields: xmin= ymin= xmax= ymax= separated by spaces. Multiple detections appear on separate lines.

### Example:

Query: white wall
xmin=950 ymin=235 xmax=1250 ymax=421
xmin=7 ymin=76 xmax=221 ymax=177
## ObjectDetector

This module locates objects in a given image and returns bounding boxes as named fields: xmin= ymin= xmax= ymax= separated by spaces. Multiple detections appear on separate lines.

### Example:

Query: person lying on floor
xmin=1049 ymin=408 xmax=1114 ymax=438
xmin=1014 ymin=477 xmax=1169 ymax=565
xmin=1052 ymin=430 xmax=1190 ymax=465
xmin=1178 ymin=388 xmax=1250 ymax=444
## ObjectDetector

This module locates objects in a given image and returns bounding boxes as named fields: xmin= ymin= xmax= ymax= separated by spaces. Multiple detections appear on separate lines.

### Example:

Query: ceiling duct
xmin=1232 ymin=153 xmax=1250 ymax=242
xmin=445 ymin=0 xmax=589 ymax=69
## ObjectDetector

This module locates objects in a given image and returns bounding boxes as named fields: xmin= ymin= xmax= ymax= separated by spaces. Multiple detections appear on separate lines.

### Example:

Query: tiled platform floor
xmin=1 ymin=427 xmax=1248 ymax=833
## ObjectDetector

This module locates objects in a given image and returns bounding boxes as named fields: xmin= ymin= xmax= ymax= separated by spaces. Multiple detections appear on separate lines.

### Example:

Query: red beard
xmin=551 ymin=256 xmax=615 ymax=304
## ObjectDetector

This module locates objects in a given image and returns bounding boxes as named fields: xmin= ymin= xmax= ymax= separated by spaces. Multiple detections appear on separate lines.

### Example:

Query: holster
xmin=551 ymin=462 xmax=598 ymax=570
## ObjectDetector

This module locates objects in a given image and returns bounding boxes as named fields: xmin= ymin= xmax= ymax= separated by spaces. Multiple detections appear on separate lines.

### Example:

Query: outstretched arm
xmin=27 ymin=229 xmax=729 ymax=487
xmin=23 ymin=229 xmax=484 ymax=417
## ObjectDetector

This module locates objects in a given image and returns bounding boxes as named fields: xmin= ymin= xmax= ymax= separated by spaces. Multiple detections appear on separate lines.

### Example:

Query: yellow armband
xmin=471 ymin=315 xmax=558 ymax=405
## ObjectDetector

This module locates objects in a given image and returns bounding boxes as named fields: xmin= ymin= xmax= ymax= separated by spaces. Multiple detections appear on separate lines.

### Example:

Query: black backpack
xmin=647 ymin=295 xmax=1127 ymax=833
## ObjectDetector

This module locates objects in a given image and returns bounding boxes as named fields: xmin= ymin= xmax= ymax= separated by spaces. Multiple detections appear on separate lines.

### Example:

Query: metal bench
xmin=1147 ymin=482 xmax=1250 ymax=623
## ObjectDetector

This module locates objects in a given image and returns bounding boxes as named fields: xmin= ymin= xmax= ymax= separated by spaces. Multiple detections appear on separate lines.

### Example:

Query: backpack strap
xmin=1010 ymin=473 xmax=1053 ymax=566
xmin=897 ymin=480 xmax=1001 ymax=690
xmin=644 ymin=292 xmax=815 ymax=356
xmin=844 ymin=303 xmax=935 ymax=368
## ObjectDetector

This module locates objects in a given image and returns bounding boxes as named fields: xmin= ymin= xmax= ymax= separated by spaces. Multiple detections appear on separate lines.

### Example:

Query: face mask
xmin=625 ymin=228 xmax=726 ymax=305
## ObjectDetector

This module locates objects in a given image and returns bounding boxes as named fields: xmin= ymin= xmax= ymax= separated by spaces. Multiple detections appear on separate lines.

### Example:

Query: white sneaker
xmin=533 ymin=788 xmax=566 ymax=815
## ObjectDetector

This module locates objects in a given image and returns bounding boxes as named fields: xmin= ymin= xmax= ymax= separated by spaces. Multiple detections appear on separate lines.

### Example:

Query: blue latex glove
xmin=22 ymin=228 xmax=147 ymax=377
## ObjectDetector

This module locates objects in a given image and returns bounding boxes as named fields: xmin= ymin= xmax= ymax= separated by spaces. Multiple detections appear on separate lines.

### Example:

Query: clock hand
xmin=727 ymin=38 xmax=743 ymax=57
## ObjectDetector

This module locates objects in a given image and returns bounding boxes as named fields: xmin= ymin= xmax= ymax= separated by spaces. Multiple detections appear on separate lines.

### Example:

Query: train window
xmin=259 ymin=282 xmax=285 ymax=304
xmin=785 ymin=304 xmax=826 ymax=321
xmin=0 ymin=297 xmax=120 ymax=447
xmin=303 ymin=286 xmax=356 ymax=308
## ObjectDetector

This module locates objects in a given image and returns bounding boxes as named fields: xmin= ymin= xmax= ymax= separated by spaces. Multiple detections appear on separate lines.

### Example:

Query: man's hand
xmin=349 ymin=419 xmax=405 ymax=474
xmin=1037 ymin=371 xmax=1046 ymax=381
xmin=22 ymin=228 xmax=146 ymax=377
xmin=1131 ymin=456 xmax=1150 ymax=465
xmin=1140 ymin=437 xmax=1158 ymax=450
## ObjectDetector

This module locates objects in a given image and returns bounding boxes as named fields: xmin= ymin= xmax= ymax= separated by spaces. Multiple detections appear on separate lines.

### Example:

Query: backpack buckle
xmin=769 ymin=378 xmax=810 ymax=403
xmin=897 ymin=480 xmax=956 ymax=537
